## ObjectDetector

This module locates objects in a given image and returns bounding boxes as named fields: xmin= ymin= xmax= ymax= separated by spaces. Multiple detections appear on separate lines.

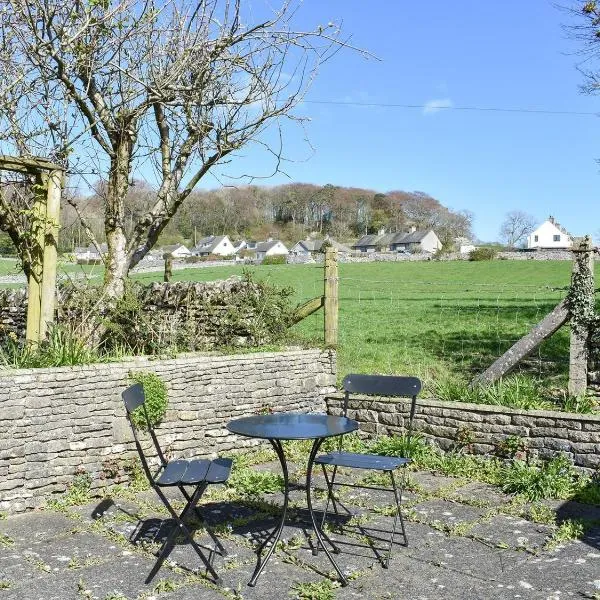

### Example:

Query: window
xmin=534 ymin=235 xmax=538 ymax=242
xmin=553 ymin=234 xmax=560 ymax=242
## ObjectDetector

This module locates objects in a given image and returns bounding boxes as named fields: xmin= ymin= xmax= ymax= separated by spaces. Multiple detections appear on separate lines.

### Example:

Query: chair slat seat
xmin=206 ymin=458 xmax=233 ymax=484
xmin=315 ymin=451 xmax=410 ymax=471
xmin=156 ymin=459 xmax=190 ymax=486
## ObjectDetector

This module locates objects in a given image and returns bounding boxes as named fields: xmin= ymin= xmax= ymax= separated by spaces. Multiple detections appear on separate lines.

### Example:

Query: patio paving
xmin=0 ymin=462 xmax=599 ymax=600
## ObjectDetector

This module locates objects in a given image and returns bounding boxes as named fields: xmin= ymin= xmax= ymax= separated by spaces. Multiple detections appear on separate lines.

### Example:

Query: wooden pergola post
xmin=0 ymin=155 xmax=64 ymax=344
xmin=324 ymin=248 xmax=339 ymax=347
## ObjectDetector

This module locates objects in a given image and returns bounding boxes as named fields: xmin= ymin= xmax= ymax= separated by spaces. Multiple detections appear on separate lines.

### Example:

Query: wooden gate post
xmin=163 ymin=253 xmax=173 ymax=282
xmin=568 ymin=235 xmax=595 ymax=396
xmin=324 ymin=248 xmax=338 ymax=347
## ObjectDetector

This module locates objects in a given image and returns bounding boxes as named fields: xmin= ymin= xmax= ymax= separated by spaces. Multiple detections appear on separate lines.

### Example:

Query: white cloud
xmin=423 ymin=98 xmax=453 ymax=115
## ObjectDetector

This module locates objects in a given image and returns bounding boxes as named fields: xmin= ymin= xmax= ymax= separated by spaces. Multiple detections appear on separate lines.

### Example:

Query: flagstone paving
xmin=0 ymin=461 xmax=599 ymax=600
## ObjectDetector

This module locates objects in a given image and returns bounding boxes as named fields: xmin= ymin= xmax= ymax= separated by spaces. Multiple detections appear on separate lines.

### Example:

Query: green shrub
xmin=370 ymin=433 xmax=431 ymax=462
xmin=501 ymin=455 xmax=578 ymax=501
xmin=128 ymin=372 xmax=168 ymax=430
xmin=468 ymin=247 xmax=497 ymax=261
xmin=0 ymin=323 xmax=100 ymax=369
xmin=228 ymin=466 xmax=283 ymax=497
xmin=261 ymin=254 xmax=286 ymax=265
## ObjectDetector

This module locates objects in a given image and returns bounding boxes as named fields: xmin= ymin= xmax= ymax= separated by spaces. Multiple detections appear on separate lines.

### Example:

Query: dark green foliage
xmin=495 ymin=435 xmax=528 ymax=459
xmin=468 ymin=247 xmax=497 ymax=261
xmin=0 ymin=323 xmax=100 ymax=368
xmin=128 ymin=371 xmax=168 ymax=430
xmin=261 ymin=254 xmax=286 ymax=265
xmin=501 ymin=455 xmax=578 ymax=501
xmin=369 ymin=433 xmax=431 ymax=462
xmin=434 ymin=375 xmax=554 ymax=411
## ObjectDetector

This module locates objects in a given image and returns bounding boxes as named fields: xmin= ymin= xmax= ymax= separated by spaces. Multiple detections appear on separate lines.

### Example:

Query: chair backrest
xmin=341 ymin=374 xmax=422 ymax=437
xmin=122 ymin=383 xmax=166 ymax=484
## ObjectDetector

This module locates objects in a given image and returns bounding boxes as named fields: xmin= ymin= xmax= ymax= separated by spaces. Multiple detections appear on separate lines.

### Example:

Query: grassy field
xmin=2 ymin=256 xmax=591 ymax=396
xmin=132 ymin=260 xmax=586 ymax=392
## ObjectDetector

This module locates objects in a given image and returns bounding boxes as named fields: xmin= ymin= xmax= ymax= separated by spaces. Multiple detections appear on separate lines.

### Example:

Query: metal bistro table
xmin=226 ymin=413 xmax=358 ymax=587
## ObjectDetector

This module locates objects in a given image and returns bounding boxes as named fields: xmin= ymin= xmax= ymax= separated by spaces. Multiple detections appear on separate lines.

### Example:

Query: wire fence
xmin=290 ymin=271 xmax=572 ymax=386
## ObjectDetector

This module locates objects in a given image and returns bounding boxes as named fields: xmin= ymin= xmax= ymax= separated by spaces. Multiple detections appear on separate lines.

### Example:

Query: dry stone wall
xmin=0 ymin=348 xmax=336 ymax=512
xmin=326 ymin=395 xmax=600 ymax=473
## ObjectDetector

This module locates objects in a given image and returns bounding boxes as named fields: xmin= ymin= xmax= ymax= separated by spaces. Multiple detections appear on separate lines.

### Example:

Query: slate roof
xmin=162 ymin=244 xmax=189 ymax=254
xmin=390 ymin=230 xmax=430 ymax=245
xmin=193 ymin=235 xmax=227 ymax=253
xmin=256 ymin=240 xmax=283 ymax=252
xmin=353 ymin=234 xmax=380 ymax=248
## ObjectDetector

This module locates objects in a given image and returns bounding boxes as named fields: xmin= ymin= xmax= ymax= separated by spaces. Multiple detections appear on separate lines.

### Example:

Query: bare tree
xmin=0 ymin=0 xmax=360 ymax=297
xmin=499 ymin=210 xmax=536 ymax=248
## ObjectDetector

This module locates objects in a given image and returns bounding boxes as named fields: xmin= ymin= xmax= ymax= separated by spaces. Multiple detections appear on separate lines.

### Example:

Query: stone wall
xmin=326 ymin=395 xmax=600 ymax=472
xmin=0 ymin=348 xmax=336 ymax=512
xmin=0 ymin=277 xmax=290 ymax=347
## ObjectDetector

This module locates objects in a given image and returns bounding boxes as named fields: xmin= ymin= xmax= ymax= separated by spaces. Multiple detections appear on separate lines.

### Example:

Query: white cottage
xmin=192 ymin=235 xmax=234 ymax=256
xmin=255 ymin=240 xmax=288 ymax=260
xmin=161 ymin=243 xmax=191 ymax=258
xmin=527 ymin=216 xmax=573 ymax=250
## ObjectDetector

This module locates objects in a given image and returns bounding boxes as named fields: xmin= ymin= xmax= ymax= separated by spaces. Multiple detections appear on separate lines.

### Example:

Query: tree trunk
xmin=103 ymin=141 xmax=133 ymax=299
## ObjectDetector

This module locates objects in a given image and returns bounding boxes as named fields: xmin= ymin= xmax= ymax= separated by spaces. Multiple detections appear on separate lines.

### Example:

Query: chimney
xmin=409 ymin=225 xmax=416 ymax=233
xmin=378 ymin=228 xmax=385 ymax=236
xmin=549 ymin=215 xmax=555 ymax=224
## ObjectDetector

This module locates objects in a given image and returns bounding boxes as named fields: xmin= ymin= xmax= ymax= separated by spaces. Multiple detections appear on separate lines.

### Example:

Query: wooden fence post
xmin=164 ymin=253 xmax=173 ymax=282
xmin=568 ymin=236 xmax=595 ymax=396
xmin=324 ymin=248 xmax=338 ymax=347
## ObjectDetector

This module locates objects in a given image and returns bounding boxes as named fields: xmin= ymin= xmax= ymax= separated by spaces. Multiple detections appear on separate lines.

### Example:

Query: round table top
xmin=226 ymin=413 xmax=358 ymax=440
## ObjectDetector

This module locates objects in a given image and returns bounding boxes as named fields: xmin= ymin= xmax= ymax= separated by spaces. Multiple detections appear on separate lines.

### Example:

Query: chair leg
xmin=179 ymin=485 xmax=228 ymax=557
xmin=316 ymin=464 xmax=339 ymax=554
xmin=146 ymin=484 xmax=221 ymax=584
xmin=384 ymin=469 xmax=406 ymax=569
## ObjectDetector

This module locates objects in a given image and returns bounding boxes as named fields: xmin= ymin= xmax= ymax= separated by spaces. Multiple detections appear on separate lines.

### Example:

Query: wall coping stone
xmin=326 ymin=392 xmax=600 ymax=424
xmin=0 ymin=346 xmax=328 ymax=379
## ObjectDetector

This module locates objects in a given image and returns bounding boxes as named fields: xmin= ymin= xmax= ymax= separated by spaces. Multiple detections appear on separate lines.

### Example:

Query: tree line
xmin=56 ymin=181 xmax=474 ymax=251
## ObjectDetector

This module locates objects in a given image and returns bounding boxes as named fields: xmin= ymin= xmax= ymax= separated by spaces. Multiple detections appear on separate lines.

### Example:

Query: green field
xmin=132 ymin=260 xmax=585 ymax=390
xmin=2 ymin=257 xmax=589 ymax=395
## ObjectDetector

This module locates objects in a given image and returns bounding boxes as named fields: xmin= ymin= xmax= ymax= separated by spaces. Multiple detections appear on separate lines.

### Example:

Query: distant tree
xmin=499 ymin=211 xmax=536 ymax=248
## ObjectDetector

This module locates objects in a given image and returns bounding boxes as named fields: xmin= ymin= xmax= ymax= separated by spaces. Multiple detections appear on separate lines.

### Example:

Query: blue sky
xmin=209 ymin=1 xmax=600 ymax=242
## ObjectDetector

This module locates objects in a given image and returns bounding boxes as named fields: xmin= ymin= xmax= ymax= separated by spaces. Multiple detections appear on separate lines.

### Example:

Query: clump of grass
xmin=435 ymin=375 xmax=553 ymax=411
xmin=291 ymin=579 xmax=337 ymax=600
xmin=544 ymin=519 xmax=586 ymax=550
xmin=369 ymin=433 xmax=430 ymax=462
xmin=47 ymin=470 xmax=93 ymax=510
xmin=501 ymin=455 xmax=578 ymax=501
xmin=0 ymin=323 xmax=100 ymax=369
xmin=228 ymin=466 xmax=283 ymax=498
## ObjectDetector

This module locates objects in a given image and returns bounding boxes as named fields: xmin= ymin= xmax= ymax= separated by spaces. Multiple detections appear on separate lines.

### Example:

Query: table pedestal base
xmin=248 ymin=438 xmax=348 ymax=587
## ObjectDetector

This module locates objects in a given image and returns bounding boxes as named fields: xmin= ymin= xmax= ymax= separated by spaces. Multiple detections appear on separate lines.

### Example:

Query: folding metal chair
xmin=122 ymin=383 xmax=232 ymax=584
xmin=315 ymin=374 xmax=421 ymax=567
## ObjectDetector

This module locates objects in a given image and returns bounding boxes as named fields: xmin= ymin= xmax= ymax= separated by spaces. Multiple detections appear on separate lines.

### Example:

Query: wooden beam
xmin=568 ymin=236 xmax=595 ymax=396
xmin=292 ymin=295 xmax=324 ymax=324
xmin=25 ymin=174 xmax=46 ymax=345
xmin=471 ymin=299 xmax=570 ymax=387
xmin=0 ymin=155 xmax=64 ymax=174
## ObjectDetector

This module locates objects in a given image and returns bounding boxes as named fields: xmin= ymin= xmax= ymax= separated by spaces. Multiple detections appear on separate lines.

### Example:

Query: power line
xmin=303 ymin=99 xmax=598 ymax=116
